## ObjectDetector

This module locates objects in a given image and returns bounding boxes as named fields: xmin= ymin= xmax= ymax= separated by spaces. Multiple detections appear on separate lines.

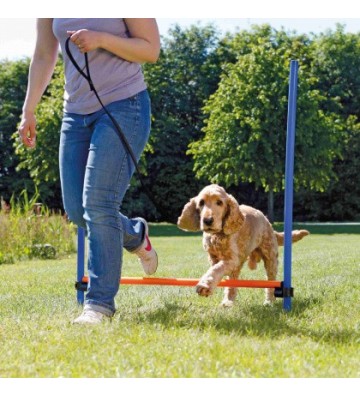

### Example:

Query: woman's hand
xmin=68 ymin=19 xmax=160 ymax=63
xmin=67 ymin=29 xmax=102 ymax=53
xmin=19 ymin=18 xmax=58 ymax=150
xmin=18 ymin=111 xmax=37 ymax=149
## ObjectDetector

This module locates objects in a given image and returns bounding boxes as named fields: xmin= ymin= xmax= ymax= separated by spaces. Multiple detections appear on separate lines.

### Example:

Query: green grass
xmin=0 ymin=224 xmax=359 ymax=377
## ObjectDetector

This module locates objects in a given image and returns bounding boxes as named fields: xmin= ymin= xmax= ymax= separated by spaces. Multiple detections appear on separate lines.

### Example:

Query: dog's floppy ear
xmin=177 ymin=198 xmax=200 ymax=232
xmin=222 ymin=194 xmax=244 ymax=235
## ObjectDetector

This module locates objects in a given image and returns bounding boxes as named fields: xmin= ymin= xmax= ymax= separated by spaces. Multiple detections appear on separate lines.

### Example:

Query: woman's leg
xmin=82 ymin=91 xmax=152 ymax=316
xmin=59 ymin=112 xmax=90 ymax=229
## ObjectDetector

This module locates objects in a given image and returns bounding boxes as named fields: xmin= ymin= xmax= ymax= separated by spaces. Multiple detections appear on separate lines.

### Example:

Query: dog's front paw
xmin=196 ymin=281 xmax=213 ymax=297
xmin=220 ymin=299 xmax=234 ymax=308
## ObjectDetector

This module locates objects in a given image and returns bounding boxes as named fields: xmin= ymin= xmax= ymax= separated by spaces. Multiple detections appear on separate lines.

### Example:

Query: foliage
xmin=0 ymin=24 xmax=360 ymax=221
xmin=188 ymin=25 xmax=343 ymax=221
xmin=294 ymin=117 xmax=360 ymax=221
xmin=0 ymin=189 xmax=76 ymax=265
xmin=312 ymin=24 xmax=360 ymax=117
xmin=294 ymin=25 xmax=360 ymax=220
xmin=0 ymin=58 xmax=34 ymax=201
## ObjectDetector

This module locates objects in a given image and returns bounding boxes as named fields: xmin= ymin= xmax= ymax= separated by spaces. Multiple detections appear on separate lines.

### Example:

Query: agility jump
xmin=75 ymin=60 xmax=299 ymax=311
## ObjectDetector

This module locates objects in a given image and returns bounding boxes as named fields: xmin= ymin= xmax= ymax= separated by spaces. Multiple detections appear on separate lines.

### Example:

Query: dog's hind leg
xmin=221 ymin=267 xmax=241 ymax=308
xmin=261 ymin=245 xmax=278 ymax=306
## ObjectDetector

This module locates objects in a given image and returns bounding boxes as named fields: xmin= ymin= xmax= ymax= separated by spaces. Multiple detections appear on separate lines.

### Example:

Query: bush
xmin=0 ymin=190 xmax=76 ymax=265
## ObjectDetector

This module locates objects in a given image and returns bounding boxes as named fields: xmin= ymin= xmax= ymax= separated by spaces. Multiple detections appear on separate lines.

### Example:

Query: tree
xmin=0 ymin=58 xmax=33 ymax=202
xmin=293 ymin=25 xmax=360 ymax=221
xmin=188 ymin=25 xmax=343 ymax=222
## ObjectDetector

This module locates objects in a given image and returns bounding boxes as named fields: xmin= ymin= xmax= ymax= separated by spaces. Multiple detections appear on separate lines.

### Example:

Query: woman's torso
xmin=53 ymin=18 xmax=147 ymax=114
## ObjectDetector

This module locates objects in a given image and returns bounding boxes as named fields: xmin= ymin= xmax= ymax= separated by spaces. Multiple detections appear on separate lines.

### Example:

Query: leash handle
xmin=65 ymin=37 xmax=94 ymax=91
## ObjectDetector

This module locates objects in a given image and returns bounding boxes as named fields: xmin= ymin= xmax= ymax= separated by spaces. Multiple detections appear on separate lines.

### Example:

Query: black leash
xmin=65 ymin=37 xmax=159 ymax=213
xmin=65 ymin=37 xmax=143 ymax=177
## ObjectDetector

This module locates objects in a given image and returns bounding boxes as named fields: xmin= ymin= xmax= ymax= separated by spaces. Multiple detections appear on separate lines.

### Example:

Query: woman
xmin=18 ymin=18 xmax=161 ymax=324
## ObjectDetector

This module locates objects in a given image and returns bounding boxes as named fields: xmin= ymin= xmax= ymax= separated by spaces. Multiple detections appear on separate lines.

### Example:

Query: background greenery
xmin=0 ymin=190 xmax=75 ymax=264
xmin=0 ymin=23 xmax=359 ymax=223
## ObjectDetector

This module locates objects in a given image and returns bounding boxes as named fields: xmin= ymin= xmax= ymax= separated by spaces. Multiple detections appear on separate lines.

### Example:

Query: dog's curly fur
xmin=177 ymin=184 xmax=309 ymax=306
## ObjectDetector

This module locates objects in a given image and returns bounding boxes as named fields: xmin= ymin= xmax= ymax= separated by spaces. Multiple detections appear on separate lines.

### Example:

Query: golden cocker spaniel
xmin=177 ymin=184 xmax=309 ymax=306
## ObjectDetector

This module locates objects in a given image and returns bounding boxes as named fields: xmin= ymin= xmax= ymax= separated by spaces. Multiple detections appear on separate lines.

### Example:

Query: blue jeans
xmin=59 ymin=90 xmax=151 ymax=316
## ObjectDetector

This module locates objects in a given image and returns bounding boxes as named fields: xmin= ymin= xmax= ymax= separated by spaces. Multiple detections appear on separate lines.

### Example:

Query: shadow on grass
xmin=135 ymin=296 xmax=356 ymax=345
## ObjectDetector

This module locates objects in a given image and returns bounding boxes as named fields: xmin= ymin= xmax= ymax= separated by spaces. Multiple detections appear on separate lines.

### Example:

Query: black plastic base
xmin=274 ymin=282 xmax=294 ymax=298
xmin=75 ymin=281 xmax=88 ymax=292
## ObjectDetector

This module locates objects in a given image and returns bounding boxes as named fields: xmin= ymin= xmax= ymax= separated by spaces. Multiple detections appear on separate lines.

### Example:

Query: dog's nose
xmin=203 ymin=217 xmax=214 ymax=226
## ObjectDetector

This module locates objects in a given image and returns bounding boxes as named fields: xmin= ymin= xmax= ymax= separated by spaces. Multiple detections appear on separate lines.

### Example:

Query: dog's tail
xmin=274 ymin=229 xmax=310 ymax=246
xmin=247 ymin=229 xmax=309 ymax=270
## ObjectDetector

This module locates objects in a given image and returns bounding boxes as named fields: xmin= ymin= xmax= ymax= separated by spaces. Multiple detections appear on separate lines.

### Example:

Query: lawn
xmin=0 ymin=224 xmax=359 ymax=378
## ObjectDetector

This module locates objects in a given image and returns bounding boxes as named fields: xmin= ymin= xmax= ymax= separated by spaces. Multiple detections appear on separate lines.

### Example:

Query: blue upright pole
xmin=76 ymin=227 xmax=86 ymax=304
xmin=283 ymin=60 xmax=299 ymax=311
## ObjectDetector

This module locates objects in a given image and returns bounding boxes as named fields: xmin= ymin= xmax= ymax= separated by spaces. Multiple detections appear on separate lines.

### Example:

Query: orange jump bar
xmin=81 ymin=276 xmax=281 ymax=289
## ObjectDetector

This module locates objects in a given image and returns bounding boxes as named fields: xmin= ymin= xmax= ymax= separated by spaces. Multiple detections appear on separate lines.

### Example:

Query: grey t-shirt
xmin=53 ymin=18 xmax=147 ymax=114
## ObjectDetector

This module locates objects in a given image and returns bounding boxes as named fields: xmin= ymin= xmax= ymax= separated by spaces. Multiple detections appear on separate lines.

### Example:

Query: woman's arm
xmin=68 ymin=18 xmax=160 ymax=63
xmin=19 ymin=18 xmax=59 ymax=148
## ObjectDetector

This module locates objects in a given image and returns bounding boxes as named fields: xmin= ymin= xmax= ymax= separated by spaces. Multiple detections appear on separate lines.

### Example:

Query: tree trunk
xmin=267 ymin=189 xmax=274 ymax=223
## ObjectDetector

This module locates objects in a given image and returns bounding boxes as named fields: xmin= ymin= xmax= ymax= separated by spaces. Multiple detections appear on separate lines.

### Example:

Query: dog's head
xmin=177 ymin=184 xmax=244 ymax=235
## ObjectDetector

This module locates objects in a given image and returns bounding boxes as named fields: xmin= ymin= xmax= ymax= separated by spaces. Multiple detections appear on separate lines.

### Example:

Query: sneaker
xmin=133 ymin=218 xmax=158 ymax=275
xmin=72 ymin=305 xmax=110 ymax=325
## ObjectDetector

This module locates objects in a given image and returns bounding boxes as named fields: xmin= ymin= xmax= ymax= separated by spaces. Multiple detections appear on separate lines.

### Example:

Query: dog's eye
xmin=216 ymin=200 xmax=223 ymax=206
xmin=199 ymin=199 xmax=205 ymax=207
